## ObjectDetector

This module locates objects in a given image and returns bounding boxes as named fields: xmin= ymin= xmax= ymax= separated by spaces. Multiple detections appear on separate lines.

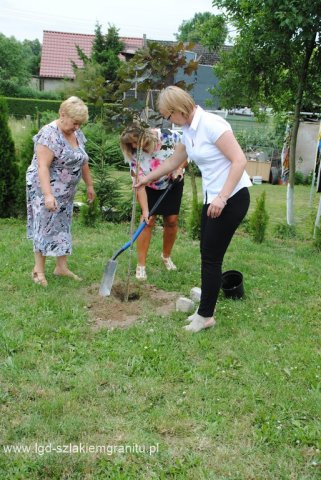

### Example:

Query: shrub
xmin=0 ymin=97 xmax=19 ymax=217
xmin=15 ymin=125 xmax=37 ymax=217
xmin=38 ymin=110 xmax=58 ymax=128
xmin=86 ymin=135 xmax=126 ymax=219
xmin=79 ymin=197 xmax=101 ymax=227
xmin=189 ymin=197 xmax=203 ymax=240
xmin=313 ymin=226 xmax=321 ymax=251
xmin=295 ymin=171 xmax=312 ymax=185
xmin=273 ymin=222 xmax=296 ymax=239
xmin=249 ymin=190 xmax=269 ymax=243
xmin=187 ymin=163 xmax=203 ymax=239
xmin=83 ymin=123 xmax=124 ymax=169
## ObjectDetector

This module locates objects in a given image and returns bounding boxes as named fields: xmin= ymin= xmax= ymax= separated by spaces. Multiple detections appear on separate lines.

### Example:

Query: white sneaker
xmin=161 ymin=254 xmax=177 ymax=271
xmin=136 ymin=265 xmax=147 ymax=280
xmin=187 ymin=308 xmax=199 ymax=322
xmin=183 ymin=314 xmax=215 ymax=332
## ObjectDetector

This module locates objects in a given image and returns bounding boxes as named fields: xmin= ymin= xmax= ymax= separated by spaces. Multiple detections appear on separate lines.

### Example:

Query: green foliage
xmin=4 ymin=97 xmax=103 ymax=120
xmin=22 ymin=39 xmax=41 ymax=76
xmin=82 ymin=123 xmax=124 ymax=168
xmin=0 ymin=97 xmax=19 ymax=217
xmin=0 ymin=35 xmax=42 ymax=97
xmin=273 ymin=222 xmax=296 ymax=239
xmin=114 ymin=40 xmax=199 ymax=126
xmin=187 ymin=163 xmax=203 ymax=239
xmin=15 ymin=123 xmax=37 ymax=217
xmin=5 ymin=97 xmax=60 ymax=118
xmin=175 ymin=12 xmax=227 ymax=49
xmin=37 ymin=110 xmax=58 ymax=127
xmin=295 ymin=171 xmax=312 ymax=185
xmin=84 ymin=126 xmax=127 ymax=220
xmin=212 ymin=0 xmax=321 ymax=213
xmin=313 ymin=226 xmax=321 ymax=251
xmin=92 ymin=24 xmax=124 ymax=81
xmin=249 ymin=190 xmax=269 ymax=243
xmin=212 ymin=0 xmax=321 ymax=114
xmin=189 ymin=197 xmax=203 ymax=240
xmin=71 ymin=24 xmax=124 ymax=105
xmin=0 ymin=34 xmax=31 ymax=94
xmin=67 ymin=62 xmax=107 ymax=106
xmin=79 ymin=196 xmax=101 ymax=227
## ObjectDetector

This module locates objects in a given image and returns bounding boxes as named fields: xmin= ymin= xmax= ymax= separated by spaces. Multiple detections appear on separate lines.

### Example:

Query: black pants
xmin=198 ymin=187 xmax=250 ymax=317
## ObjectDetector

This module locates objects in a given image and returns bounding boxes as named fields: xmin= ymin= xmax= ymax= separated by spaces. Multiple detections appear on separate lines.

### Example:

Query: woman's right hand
xmin=134 ymin=176 xmax=149 ymax=190
xmin=141 ymin=209 xmax=149 ymax=224
xmin=44 ymin=193 xmax=58 ymax=211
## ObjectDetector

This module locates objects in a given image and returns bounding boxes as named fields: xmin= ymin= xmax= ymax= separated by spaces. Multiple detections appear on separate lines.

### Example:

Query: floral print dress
xmin=129 ymin=128 xmax=181 ymax=190
xmin=26 ymin=122 xmax=89 ymax=256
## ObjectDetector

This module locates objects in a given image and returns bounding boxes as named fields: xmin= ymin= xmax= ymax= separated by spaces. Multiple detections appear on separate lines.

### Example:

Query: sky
xmin=0 ymin=0 xmax=223 ymax=43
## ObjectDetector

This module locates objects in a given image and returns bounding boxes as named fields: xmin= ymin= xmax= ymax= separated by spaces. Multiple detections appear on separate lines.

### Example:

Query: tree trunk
xmin=287 ymin=34 xmax=316 ymax=224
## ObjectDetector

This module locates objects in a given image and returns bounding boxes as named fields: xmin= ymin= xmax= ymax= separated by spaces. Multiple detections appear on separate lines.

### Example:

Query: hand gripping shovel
xmin=99 ymin=177 xmax=181 ymax=296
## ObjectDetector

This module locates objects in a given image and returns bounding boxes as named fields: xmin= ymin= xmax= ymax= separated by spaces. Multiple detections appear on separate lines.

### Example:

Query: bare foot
xmin=53 ymin=269 xmax=82 ymax=281
xmin=32 ymin=270 xmax=48 ymax=287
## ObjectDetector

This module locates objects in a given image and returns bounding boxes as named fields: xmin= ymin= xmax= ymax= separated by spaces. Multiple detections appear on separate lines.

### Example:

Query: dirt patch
xmin=85 ymin=281 xmax=178 ymax=330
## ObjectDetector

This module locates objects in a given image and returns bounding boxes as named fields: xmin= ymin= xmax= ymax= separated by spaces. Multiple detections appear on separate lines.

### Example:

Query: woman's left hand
xmin=207 ymin=196 xmax=226 ymax=218
xmin=87 ymin=185 xmax=96 ymax=203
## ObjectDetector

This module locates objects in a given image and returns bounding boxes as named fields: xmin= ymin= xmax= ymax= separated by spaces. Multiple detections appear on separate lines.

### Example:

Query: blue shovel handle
xmin=111 ymin=176 xmax=181 ymax=261
xmin=111 ymin=220 xmax=147 ymax=260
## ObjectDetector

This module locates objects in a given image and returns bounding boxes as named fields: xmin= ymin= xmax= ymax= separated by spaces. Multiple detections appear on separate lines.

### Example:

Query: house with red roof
xmin=39 ymin=30 xmax=226 ymax=108
xmin=39 ymin=30 xmax=144 ymax=91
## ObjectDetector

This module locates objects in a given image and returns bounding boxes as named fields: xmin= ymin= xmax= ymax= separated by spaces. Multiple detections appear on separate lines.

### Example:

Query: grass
xmin=0 ymin=183 xmax=320 ymax=479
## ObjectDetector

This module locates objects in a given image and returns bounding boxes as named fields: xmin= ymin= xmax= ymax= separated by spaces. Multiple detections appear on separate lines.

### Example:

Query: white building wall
xmin=295 ymin=121 xmax=320 ymax=175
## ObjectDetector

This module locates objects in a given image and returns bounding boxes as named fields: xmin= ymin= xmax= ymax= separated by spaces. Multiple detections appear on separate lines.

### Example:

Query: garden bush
xmin=0 ymin=97 xmax=19 ymax=217
xmin=248 ymin=190 xmax=269 ymax=243
xmin=273 ymin=222 xmax=296 ymax=239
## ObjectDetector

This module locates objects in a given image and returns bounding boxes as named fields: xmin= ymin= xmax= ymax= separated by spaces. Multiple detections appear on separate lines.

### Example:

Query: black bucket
xmin=221 ymin=270 xmax=244 ymax=299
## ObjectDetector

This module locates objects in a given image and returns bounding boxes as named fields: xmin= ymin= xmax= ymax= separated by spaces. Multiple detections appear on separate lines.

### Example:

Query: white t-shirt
xmin=182 ymin=106 xmax=252 ymax=204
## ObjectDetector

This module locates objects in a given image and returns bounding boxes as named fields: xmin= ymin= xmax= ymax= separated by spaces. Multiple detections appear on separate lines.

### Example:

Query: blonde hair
xmin=157 ymin=86 xmax=195 ymax=118
xmin=120 ymin=124 xmax=157 ymax=161
xmin=59 ymin=96 xmax=88 ymax=123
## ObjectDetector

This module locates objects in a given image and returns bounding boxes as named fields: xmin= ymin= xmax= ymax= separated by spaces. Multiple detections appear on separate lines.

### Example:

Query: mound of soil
xmin=85 ymin=281 xmax=178 ymax=330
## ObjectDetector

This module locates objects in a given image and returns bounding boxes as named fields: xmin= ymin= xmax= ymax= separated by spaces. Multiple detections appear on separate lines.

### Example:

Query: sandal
xmin=32 ymin=270 xmax=48 ymax=287
xmin=53 ymin=269 xmax=82 ymax=281
xmin=161 ymin=254 xmax=177 ymax=271
xmin=135 ymin=265 xmax=147 ymax=280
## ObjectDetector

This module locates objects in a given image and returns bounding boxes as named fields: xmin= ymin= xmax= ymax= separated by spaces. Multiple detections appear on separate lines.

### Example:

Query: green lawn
xmin=0 ymin=184 xmax=320 ymax=479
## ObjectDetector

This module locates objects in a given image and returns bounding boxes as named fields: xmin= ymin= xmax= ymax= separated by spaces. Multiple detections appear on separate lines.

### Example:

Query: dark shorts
xmin=146 ymin=180 xmax=184 ymax=216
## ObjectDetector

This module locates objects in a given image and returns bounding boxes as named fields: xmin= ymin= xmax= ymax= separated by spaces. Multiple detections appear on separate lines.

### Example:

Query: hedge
xmin=4 ymin=97 xmax=114 ymax=120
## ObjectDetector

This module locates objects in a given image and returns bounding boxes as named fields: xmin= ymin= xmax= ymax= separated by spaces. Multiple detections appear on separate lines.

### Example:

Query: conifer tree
xmin=0 ymin=97 xmax=19 ymax=217
xmin=15 ymin=129 xmax=35 ymax=217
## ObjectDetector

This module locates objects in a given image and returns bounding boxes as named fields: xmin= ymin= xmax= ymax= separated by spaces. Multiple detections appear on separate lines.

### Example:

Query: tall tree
xmin=22 ymin=39 xmax=41 ymax=76
xmin=0 ymin=98 xmax=19 ymax=217
xmin=92 ymin=23 xmax=124 ymax=82
xmin=0 ymin=34 xmax=31 ymax=95
xmin=212 ymin=0 xmax=321 ymax=224
xmin=71 ymin=23 xmax=124 ymax=104
xmin=176 ymin=11 xmax=227 ymax=49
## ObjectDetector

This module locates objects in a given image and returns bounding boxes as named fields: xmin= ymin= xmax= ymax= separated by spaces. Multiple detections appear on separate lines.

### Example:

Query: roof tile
xmin=40 ymin=30 xmax=144 ymax=79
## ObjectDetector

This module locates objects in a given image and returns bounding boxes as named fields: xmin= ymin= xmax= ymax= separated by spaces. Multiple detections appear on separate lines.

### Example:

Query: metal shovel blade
xmin=99 ymin=260 xmax=117 ymax=297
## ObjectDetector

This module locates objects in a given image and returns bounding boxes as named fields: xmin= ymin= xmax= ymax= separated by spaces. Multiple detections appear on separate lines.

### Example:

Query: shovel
xmin=99 ymin=177 xmax=181 ymax=296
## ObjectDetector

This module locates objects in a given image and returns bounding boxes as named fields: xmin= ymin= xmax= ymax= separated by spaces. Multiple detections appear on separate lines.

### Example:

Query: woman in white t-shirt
xmin=135 ymin=86 xmax=252 ymax=332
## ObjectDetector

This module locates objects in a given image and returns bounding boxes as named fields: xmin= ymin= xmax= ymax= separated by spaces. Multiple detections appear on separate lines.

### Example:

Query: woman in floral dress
xmin=120 ymin=124 xmax=186 ymax=280
xmin=26 ymin=96 xmax=95 ymax=286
